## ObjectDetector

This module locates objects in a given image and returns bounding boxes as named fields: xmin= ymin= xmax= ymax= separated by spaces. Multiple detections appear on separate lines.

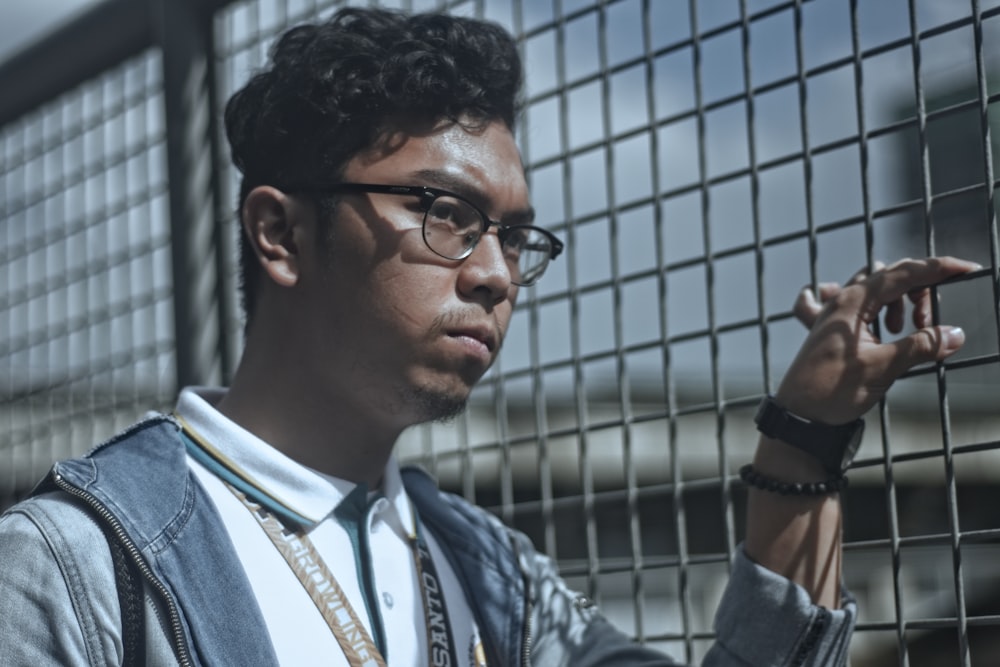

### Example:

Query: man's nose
xmin=456 ymin=232 xmax=513 ymax=305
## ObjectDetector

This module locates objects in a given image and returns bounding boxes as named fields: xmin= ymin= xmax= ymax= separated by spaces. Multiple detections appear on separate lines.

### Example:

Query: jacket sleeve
xmin=704 ymin=546 xmax=856 ymax=667
xmin=512 ymin=529 xmax=679 ymax=666
xmin=0 ymin=494 xmax=124 ymax=666
xmin=517 ymin=527 xmax=855 ymax=667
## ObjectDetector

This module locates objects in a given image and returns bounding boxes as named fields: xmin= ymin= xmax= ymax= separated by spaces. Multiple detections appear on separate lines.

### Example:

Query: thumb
xmin=793 ymin=282 xmax=840 ymax=328
xmin=887 ymin=325 xmax=966 ymax=375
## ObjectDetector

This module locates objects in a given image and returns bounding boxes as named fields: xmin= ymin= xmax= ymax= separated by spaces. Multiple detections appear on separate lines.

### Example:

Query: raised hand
xmin=775 ymin=256 xmax=980 ymax=426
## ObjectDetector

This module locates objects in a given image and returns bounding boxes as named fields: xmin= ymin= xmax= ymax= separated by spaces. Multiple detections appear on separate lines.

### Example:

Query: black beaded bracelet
xmin=739 ymin=463 xmax=848 ymax=496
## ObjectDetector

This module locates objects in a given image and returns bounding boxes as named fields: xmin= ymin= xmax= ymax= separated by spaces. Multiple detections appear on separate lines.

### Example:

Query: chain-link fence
xmin=3 ymin=0 xmax=1000 ymax=664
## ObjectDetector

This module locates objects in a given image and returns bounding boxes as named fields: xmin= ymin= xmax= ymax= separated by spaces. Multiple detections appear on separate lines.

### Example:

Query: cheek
xmin=498 ymin=288 xmax=518 ymax=330
xmin=362 ymin=264 xmax=446 ymax=332
xmin=361 ymin=233 xmax=454 ymax=309
xmin=500 ymin=300 xmax=514 ymax=329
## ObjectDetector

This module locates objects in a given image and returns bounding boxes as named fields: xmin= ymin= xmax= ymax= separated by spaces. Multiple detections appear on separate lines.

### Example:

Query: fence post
xmin=151 ymin=0 xmax=230 ymax=388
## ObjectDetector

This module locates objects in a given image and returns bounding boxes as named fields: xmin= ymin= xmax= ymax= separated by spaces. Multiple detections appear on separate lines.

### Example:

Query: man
xmin=0 ymin=7 xmax=979 ymax=666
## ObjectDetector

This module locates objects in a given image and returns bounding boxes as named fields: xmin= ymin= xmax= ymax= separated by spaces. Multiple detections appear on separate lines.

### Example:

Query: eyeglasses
xmin=284 ymin=182 xmax=564 ymax=286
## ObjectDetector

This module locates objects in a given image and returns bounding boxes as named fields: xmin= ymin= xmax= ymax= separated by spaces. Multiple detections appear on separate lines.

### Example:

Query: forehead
xmin=343 ymin=118 xmax=529 ymax=207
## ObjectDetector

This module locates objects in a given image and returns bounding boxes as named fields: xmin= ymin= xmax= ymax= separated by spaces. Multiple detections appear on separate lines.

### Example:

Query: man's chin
xmin=403 ymin=386 xmax=469 ymax=424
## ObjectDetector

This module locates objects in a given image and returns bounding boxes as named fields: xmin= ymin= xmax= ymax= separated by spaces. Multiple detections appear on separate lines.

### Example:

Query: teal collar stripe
xmin=181 ymin=432 xmax=315 ymax=529
xmin=334 ymin=484 xmax=389 ymax=658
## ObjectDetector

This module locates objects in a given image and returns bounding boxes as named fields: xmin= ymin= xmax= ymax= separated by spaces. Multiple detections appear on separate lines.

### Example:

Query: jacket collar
xmin=46 ymin=416 xmax=527 ymax=667
xmin=49 ymin=417 xmax=279 ymax=667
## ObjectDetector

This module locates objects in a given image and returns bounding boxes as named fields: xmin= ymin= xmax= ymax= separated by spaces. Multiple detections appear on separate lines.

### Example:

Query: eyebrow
xmin=409 ymin=168 xmax=537 ymax=225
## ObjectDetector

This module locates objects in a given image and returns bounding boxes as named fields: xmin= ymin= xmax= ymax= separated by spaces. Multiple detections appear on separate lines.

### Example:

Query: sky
xmin=0 ymin=0 xmax=100 ymax=63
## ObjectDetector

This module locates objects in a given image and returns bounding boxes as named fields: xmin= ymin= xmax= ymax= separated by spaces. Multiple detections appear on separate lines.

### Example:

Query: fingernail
xmin=944 ymin=326 xmax=965 ymax=350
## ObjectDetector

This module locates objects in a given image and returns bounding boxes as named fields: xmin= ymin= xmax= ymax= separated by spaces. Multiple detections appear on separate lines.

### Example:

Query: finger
xmin=816 ymin=282 xmax=841 ymax=302
xmin=880 ymin=256 xmax=980 ymax=296
xmin=793 ymin=286 xmax=823 ymax=328
xmin=792 ymin=281 xmax=841 ymax=328
xmin=846 ymin=261 xmax=884 ymax=287
xmin=885 ymin=325 xmax=966 ymax=378
xmin=907 ymin=286 xmax=933 ymax=329
xmin=884 ymin=295 xmax=905 ymax=334
xmin=860 ymin=257 xmax=980 ymax=323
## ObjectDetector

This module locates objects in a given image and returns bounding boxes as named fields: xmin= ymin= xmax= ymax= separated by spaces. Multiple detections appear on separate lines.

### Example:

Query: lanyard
xmin=411 ymin=520 xmax=459 ymax=667
xmin=177 ymin=417 xmax=462 ymax=666
xmin=230 ymin=486 xmax=461 ymax=667
xmin=232 ymin=486 xmax=386 ymax=667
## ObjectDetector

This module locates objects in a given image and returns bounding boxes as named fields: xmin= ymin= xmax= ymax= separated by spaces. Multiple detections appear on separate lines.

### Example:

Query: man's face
xmin=293 ymin=118 xmax=530 ymax=426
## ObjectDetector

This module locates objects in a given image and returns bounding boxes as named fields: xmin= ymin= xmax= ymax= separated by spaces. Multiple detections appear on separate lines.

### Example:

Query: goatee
xmin=404 ymin=386 xmax=468 ymax=424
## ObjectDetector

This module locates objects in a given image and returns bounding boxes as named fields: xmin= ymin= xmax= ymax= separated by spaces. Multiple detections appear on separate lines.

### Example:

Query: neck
xmin=216 ymin=341 xmax=406 ymax=489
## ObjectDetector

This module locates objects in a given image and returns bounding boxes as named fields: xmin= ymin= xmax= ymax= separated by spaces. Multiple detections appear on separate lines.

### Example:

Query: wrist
xmin=773 ymin=386 xmax=859 ymax=426
xmin=754 ymin=437 xmax=831 ymax=483
xmin=740 ymin=463 xmax=847 ymax=496
xmin=754 ymin=395 xmax=864 ymax=475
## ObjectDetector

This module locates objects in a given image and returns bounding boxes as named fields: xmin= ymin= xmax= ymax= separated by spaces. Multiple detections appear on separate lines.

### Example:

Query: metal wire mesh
xmin=1 ymin=49 xmax=176 ymax=508
xmin=3 ymin=0 xmax=1000 ymax=664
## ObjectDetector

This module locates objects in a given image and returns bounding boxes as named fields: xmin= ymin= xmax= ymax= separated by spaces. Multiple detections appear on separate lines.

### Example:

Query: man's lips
xmin=445 ymin=325 xmax=498 ymax=354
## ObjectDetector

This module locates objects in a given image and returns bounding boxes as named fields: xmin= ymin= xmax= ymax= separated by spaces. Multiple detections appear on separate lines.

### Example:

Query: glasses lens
xmin=502 ymin=227 xmax=552 ymax=286
xmin=421 ymin=195 xmax=555 ymax=286
xmin=422 ymin=195 xmax=482 ymax=260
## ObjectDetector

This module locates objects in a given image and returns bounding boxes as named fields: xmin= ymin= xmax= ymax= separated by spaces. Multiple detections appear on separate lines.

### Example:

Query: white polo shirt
xmin=174 ymin=387 xmax=487 ymax=666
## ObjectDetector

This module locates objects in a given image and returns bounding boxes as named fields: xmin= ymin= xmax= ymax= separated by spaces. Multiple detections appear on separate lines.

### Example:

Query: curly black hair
xmin=224 ymin=7 xmax=524 ymax=324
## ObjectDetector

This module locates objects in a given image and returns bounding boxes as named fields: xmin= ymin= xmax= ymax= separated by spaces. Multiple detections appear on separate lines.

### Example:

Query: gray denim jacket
xmin=0 ymin=417 xmax=856 ymax=666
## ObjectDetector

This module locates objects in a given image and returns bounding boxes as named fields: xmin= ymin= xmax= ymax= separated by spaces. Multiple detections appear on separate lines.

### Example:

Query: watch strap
xmin=754 ymin=395 xmax=864 ymax=474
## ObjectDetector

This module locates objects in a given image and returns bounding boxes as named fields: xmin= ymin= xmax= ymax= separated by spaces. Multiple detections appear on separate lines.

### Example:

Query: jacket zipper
xmin=52 ymin=472 xmax=195 ymax=667
xmin=521 ymin=593 xmax=533 ymax=667
xmin=510 ymin=537 xmax=533 ymax=667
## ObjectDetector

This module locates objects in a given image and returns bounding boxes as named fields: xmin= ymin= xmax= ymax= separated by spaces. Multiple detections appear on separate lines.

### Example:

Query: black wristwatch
xmin=754 ymin=395 xmax=864 ymax=475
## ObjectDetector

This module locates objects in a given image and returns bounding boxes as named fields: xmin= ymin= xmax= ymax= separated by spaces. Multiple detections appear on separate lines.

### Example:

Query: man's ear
xmin=241 ymin=186 xmax=304 ymax=287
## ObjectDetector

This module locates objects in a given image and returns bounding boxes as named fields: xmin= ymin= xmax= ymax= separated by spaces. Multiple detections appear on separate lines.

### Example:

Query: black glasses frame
xmin=282 ymin=182 xmax=564 ymax=286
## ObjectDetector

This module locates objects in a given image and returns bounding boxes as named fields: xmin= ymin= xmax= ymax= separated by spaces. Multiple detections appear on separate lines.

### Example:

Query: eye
xmin=503 ymin=230 xmax=527 ymax=256
xmin=426 ymin=196 xmax=481 ymax=232
xmin=504 ymin=228 xmax=529 ymax=248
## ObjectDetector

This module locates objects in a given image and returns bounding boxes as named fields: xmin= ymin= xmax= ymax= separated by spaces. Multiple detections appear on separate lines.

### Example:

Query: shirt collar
xmin=174 ymin=386 xmax=414 ymax=535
